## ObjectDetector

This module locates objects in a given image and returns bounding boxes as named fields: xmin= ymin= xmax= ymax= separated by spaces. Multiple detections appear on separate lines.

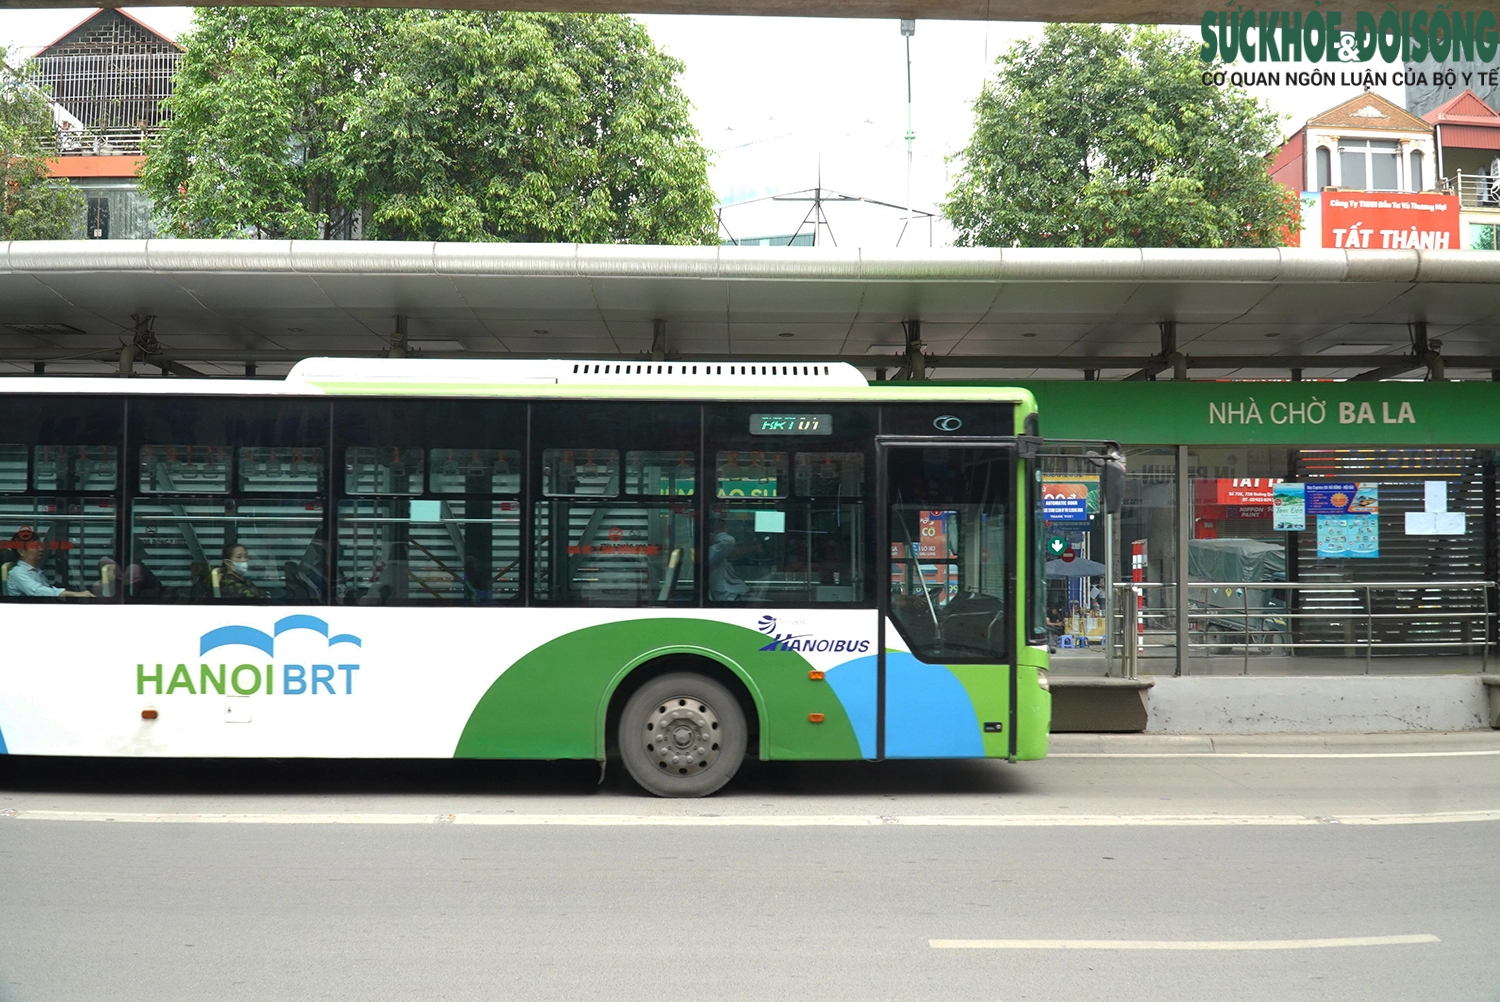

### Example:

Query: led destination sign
xmin=750 ymin=413 xmax=832 ymax=436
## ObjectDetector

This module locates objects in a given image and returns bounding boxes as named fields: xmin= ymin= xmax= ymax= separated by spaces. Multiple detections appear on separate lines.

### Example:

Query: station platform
xmin=1048 ymin=659 xmax=1500 ymax=736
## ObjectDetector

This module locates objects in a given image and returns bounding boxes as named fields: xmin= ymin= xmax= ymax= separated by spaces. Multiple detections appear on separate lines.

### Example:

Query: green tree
xmin=143 ymin=9 xmax=717 ymax=243
xmin=944 ymin=25 xmax=1297 ymax=248
xmin=141 ymin=9 xmax=396 ymax=239
xmin=1 ymin=52 xmax=84 ymax=240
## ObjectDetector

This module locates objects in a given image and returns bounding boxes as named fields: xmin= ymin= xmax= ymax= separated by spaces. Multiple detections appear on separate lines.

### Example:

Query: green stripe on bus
xmin=453 ymin=619 xmax=864 ymax=762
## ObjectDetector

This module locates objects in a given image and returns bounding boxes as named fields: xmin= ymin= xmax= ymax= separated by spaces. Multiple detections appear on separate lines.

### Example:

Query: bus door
xmin=879 ymin=443 xmax=1016 ymax=759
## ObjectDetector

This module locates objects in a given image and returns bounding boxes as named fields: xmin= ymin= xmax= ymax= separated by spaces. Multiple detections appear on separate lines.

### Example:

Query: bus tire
xmin=618 ymin=672 xmax=747 ymax=798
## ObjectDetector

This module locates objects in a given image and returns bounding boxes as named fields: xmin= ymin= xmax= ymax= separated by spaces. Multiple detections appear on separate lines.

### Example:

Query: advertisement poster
xmin=1318 ymin=515 xmax=1379 ymax=559
xmin=917 ymin=511 xmax=951 ymax=559
xmin=1272 ymin=483 xmax=1305 ymax=531
xmin=1213 ymin=478 xmax=1280 ymax=505
xmin=1305 ymin=482 xmax=1379 ymax=516
xmin=1040 ymin=480 xmax=1092 ymax=522
xmin=1318 ymin=192 xmax=1460 ymax=251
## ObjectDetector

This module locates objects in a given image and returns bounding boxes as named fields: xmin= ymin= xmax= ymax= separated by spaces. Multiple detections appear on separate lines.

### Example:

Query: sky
xmin=2 ymin=7 xmax=1408 ymax=245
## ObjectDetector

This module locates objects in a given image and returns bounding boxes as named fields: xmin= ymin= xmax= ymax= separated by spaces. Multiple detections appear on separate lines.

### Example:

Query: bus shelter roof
xmin=2 ymin=241 xmax=1499 ymax=381
xmin=3 ymin=0 xmax=1466 ymax=27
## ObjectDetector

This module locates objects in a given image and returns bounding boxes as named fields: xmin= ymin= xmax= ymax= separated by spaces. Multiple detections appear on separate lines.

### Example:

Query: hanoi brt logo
xmin=136 ymin=615 xmax=364 ymax=696
xmin=755 ymin=615 xmax=871 ymax=654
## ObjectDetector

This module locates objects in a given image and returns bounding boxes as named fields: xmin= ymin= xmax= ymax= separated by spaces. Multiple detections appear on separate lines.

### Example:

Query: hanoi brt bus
xmin=0 ymin=358 xmax=1119 ymax=797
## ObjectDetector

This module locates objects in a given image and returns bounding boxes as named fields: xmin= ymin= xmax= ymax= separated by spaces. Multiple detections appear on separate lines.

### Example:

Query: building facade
xmin=26 ymin=8 xmax=181 ymax=240
xmin=1426 ymin=90 xmax=1500 ymax=250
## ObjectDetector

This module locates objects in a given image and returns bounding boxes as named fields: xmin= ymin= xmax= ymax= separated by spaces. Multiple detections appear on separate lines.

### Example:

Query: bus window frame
xmin=704 ymin=402 xmax=877 ymax=610
xmin=0 ymin=395 xmax=126 ymax=602
xmin=333 ymin=397 xmax=527 ymax=608
xmin=125 ymin=395 xmax=334 ymax=606
xmin=875 ymin=437 xmax=1019 ymax=667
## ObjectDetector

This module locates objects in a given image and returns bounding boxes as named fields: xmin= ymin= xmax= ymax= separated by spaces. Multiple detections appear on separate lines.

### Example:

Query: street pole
xmin=901 ymin=19 xmax=915 ymax=248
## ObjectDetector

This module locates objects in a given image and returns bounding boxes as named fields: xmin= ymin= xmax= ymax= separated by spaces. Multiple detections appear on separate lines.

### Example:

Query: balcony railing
xmin=1440 ymin=172 xmax=1500 ymax=209
xmin=53 ymin=125 xmax=164 ymax=157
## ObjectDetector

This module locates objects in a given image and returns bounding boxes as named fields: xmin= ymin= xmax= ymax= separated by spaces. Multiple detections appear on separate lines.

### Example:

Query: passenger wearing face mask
xmin=217 ymin=542 xmax=264 ymax=601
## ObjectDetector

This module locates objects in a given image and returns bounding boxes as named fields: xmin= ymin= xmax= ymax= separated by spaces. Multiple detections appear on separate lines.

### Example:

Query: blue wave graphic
xmin=199 ymin=625 xmax=275 ymax=657
xmin=822 ymin=653 xmax=986 ymax=759
xmin=200 ymin=617 xmax=362 ymax=656
xmin=275 ymin=615 xmax=329 ymax=637
xmin=0 ymin=721 xmax=8 ymax=755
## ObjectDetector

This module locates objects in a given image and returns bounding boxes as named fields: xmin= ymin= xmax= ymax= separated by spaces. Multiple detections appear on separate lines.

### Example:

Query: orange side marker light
xmin=808 ymin=713 xmax=825 ymax=723
xmin=141 ymin=709 xmax=158 ymax=720
xmin=808 ymin=670 xmax=825 ymax=680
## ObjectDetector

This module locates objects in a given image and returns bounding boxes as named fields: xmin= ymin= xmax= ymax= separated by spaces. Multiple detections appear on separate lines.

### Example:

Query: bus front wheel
xmin=619 ymin=673 xmax=747 ymax=798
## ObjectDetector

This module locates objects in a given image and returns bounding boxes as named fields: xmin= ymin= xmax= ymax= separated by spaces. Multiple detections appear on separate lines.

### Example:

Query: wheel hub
xmin=642 ymin=696 xmax=722 ymax=776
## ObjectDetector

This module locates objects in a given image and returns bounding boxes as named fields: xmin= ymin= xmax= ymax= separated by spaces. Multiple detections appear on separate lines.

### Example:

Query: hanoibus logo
xmin=135 ymin=615 xmax=364 ymax=697
xmin=755 ymin=615 xmax=871 ymax=654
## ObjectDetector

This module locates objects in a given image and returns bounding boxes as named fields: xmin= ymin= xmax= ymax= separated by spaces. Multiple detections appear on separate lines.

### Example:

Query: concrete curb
xmin=1141 ymin=674 xmax=1491 ymax=734
xmin=1049 ymin=729 xmax=1500 ymax=755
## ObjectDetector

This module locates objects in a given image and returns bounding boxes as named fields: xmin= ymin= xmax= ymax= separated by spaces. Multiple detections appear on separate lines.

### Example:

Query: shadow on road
xmin=0 ymin=755 xmax=1032 ymax=799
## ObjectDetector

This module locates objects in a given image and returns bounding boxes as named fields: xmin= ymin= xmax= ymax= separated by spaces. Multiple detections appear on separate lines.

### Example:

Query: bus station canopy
xmin=0 ymin=0 xmax=1465 ymax=26
xmin=2 ymin=241 xmax=1499 ymax=381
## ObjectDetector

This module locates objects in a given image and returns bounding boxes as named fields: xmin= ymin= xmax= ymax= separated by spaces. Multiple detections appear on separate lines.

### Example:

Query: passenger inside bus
xmin=708 ymin=532 xmax=750 ymax=601
xmin=3 ymin=530 xmax=95 ymax=599
xmin=215 ymin=543 xmax=264 ymax=601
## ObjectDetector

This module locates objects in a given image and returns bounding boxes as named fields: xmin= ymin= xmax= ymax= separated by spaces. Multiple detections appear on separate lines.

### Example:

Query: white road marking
xmin=1050 ymin=750 xmax=1500 ymax=759
xmin=929 ymin=934 xmax=1440 ymax=951
xmin=5 ymin=809 xmax=1500 ymax=827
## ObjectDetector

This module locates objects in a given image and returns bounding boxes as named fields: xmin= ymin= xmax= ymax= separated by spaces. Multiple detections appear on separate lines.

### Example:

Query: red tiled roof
xmin=1423 ymin=89 xmax=1500 ymax=128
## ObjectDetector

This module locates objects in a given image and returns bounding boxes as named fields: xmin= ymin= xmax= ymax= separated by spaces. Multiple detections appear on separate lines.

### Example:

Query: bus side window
xmin=333 ymin=400 xmax=528 ymax=606
xmin=128 ymin=397 xmax=330 ymax=605
xmin=531 ymin=402 xmax=701 ymax=607
xmin=0 ymin=392 xmax=125 ymax=603
xmin=532 ymin=501 xmax=696 ymax=607
xmin=708 ymin=451 xmax=865 ymax=605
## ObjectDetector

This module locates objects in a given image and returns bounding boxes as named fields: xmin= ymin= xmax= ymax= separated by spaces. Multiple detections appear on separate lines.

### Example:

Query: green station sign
xmin=1015 ymin=381 xmax=1500 ymax=447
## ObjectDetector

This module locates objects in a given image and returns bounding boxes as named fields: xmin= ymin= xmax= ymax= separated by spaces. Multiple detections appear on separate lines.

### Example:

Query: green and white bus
xmin=0 ymin=358 xmax=1114 ymax=796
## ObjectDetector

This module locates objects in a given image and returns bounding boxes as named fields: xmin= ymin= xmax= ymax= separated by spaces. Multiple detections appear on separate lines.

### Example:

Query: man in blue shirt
xmin=5 ymin=535 xmax=95 ymax=599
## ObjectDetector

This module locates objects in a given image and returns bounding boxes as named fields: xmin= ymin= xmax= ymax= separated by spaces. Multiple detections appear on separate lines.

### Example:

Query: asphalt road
xmin=3 ymin=734 xmax=1499 ymax=1002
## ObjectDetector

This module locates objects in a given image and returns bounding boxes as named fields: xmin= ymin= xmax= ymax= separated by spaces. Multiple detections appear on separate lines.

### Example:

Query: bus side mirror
xmin=1087 ymin=446 xmax=1126 ymax=516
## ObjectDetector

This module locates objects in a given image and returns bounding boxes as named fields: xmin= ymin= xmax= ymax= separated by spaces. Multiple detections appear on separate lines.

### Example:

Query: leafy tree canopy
xmin=142 ymin=9 xmax=717 ymax=243
xmin=943 ymin=25 xmax=1297 ymax=248
xmin=1 ymin=52 xmax=84 ymax=240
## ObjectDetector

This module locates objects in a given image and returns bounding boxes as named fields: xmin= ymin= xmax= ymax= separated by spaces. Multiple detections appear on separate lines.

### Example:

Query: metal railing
xmin=25 ymin=52 xmax=179 ymax=130
xmin=1112 ymin=580 xmax=1495 ymax=678
xmin=1441 ymin=172 xmax=1500 ymax=209
xmin=53 ymin=125 xmax=163 ymax=157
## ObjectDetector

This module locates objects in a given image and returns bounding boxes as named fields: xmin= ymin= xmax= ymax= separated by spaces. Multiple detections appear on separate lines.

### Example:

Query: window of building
xmin=0 ymin=445 xmax=27 ymax=493
xmin=1471 ymin=222 xmax=1499 ymax=250
xmin=140 ymin=445 xmax=230 ymax=492
xmin=1339 ymin=139 xmax=1400 ymax=191
xmin=1315 ymin=146 xmax=1332 ymax=190
xmin=345 ymin=447 xmax=423 ymax=495
xmin=429 ymin=449 xmax=520 ymax=495
xmin=542 ymin=449 xmax=620 ymax=496
xmin=1409 ymin=149 xmax=1425 ymax=191
xmin=37 ymin=445 xmax=117 ymax=491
